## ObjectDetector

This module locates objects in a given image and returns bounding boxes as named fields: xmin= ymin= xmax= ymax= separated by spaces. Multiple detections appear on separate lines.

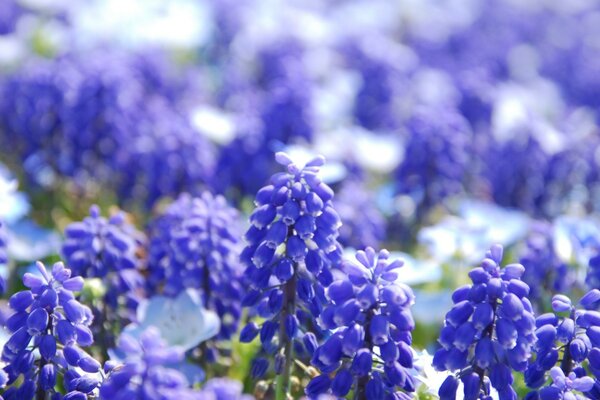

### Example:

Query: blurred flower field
xmin=0 ymin=0 xmax=600 ymax=399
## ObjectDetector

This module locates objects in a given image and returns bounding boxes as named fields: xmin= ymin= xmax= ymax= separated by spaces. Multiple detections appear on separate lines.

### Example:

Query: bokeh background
xmin=1 ymin=0 xmax=600 ymax=396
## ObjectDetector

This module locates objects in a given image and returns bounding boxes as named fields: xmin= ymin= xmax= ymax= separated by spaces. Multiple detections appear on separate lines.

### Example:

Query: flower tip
xmin=274 ymin=152 xmax=294 ymax=166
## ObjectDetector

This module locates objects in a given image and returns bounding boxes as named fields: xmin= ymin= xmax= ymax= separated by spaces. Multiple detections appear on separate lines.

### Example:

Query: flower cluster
xmin=147 ymin=192 xmax=244 ymax=343
xmin=2 ymin=261 xmax=101 ymax=399
xmin=0 ymin=219 xmax=6 ymax=265
xmin=198 ymin=378 xmax=255 ymax=400
xmin=587 ymin=253 xmax=600 ymax=291
xmin=434 ymin=245 xmax=536 ymax=399
xmin=394 ymin=107 xmax=472 ymax=219
xmin=334 ymin=180 xmax=386 ymax=249
xmin=100 ymin=327 xmax=198 ymax=399
xmin=524 ymin=290 xmax=600 ymax=399
xmin=306 ymin=247 xmax=416 ymax=398
xmin=62 ymin=205 xmax=145 ymax=335
xmin=519 ymin=222 xmax=574 ymax=311
xmin=239 ymin=152 xmax=342 ymax=383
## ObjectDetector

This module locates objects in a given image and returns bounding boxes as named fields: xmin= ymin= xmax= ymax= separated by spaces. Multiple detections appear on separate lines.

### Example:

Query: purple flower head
xmin=240 ymin=152 xmax=342 ymax=380
xmin=434 ymin=245 xmax=536 ymax=399
xmin=307 ymin=247 xmax=416 ymax=398
xmin=334 ymin=179 xmax=386 ymax=249
xmin=2 ymin=261 xmax=100 ymax=398
xmin=394 ymin=106 xmax=472 ymax=219
xmin=525 ymin=289 xmax=600 ymax=398
xmin=100 ymin=327 xmax=197 ymax=399
xmin=519 ymin=222 xmax=576 ymax=311
xmin=147 ymin=192 xmax=245 ymax=345
xmin=198 ymin=378 xmax=254 ymax=400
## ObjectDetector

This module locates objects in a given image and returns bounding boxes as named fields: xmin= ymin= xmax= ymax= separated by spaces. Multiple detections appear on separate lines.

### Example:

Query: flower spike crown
xmin=435 ymin=244 xmax=537 ymax=400
xmin=3 ymin=261 xmax=101 ymax=399
xmin=240 ymin=152 xmax=343 ymax=380
xmin=306 ymin=247 xmax=416 ymax=399
xmin=524 ymin=289 xmax=600 ymax=400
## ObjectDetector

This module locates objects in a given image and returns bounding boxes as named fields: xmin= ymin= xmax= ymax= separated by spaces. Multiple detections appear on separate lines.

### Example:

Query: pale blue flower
xmin=553 ymin=215 xmax=600 ymax=266
xmin=123 ymin=289 xmax=220 ymax=352
xmin=7 ymin=220 xmax=61 ymax=261
xmin=390 ymin=251 xmax=441 ymax=285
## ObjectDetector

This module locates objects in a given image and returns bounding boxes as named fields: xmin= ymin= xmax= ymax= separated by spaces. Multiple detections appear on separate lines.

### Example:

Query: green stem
xmin=275 ymin=264 xmax=297 ymax=400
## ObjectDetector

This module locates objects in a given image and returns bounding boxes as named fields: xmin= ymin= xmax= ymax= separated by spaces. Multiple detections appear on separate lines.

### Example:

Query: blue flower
xmin=62 ymin=205 xmax=145 ymax=344
xmin=434 ymin=245 xmax=536 ymax=399
xmin=240 ymin=152 xmax=342 ymax=387
xmin=525 ymin=290 xmax=600 ymax=398
xmin=147 ymin=192 xmax=245 ymax=346
xmin=334 ymin=179 xmax=386 ymax=249
xmin=2 ymin=261 xmax=100 ymax=398
xmin=307 ymin=247 xmax=416 ymax=398
xmin=123 ymin=289 xmax=220 ymax=352
xmin=100 ymin=327 xmax=198 ymax=399
xmin=394 ymin=107 xmax=472 ymax=219
xmin=198 ymin=378 xmax=254 ymax=400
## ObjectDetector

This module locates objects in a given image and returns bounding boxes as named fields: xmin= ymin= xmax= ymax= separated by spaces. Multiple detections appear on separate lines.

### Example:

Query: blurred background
xmin=1 ymin=0 xmax=600 ymax=347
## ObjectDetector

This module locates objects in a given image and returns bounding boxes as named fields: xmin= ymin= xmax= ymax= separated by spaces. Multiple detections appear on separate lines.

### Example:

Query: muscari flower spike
xmin=305 ymin=247 xmax=416 ymax=399
xmin=434 ymin=245 xmax=536 ymax=400
xmin=62 ymin=205 xmax=145 ymax=336
xmin=239 ymin=152 xmax=342 ymax=381
xmin=2 ymin=261 xmax=101 ymax=399
xmin=524 ymin=289 xmax=600 ymax=400
xmin=197 ymin=378 xmax=254 ymax=400
xmin=100 ymin=327 xmax=198 ymax=400
xmin=147 ymin=192 xmax=245 ymax=347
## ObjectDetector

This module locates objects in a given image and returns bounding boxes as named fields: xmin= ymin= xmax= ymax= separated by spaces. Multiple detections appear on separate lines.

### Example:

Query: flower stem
xmin=275 ymin=263 xmax=297 ymax=400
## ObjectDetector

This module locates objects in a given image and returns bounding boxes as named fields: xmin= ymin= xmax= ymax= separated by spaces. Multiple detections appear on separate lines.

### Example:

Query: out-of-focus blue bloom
xmin=240 ymin=152 xmax=342 ymax=378
xmin=334 ymin=179 xmax=386 ymax=249
xmin=6 ymin=220 xmax=61 ymax=262
xmin=123 ymin=289 xmax=220 ymax=352
xmin=0 ymin=0 xmax=22 ymax=36
xmin=100 ymin=327 xmax=199 ymax=399
xmin=554 ymin=216 xmax=600 ymax=267
xmin=62 ymin=205 xmax=145 ymax=342
xmin=147 ymin=192 xmax=244 ymax=345
xmin=434 ymin=245 xmax=535 ymax=399
xmin=198 ymin=378 xmax=254 ymax=400
xmin=525 ymin=290 xmax=600 ymax=399
xmin=2 ymin=261 xmax=100 ymax=398
xmin=0 ymin=220 xmax=6 ymax=267
xmin=519 ymin=222 xmax=576 ymax=311
xmin=307 ymin=247 xmax=416 ymax=398
xmin=0 ymin=166 xmax=29 ymax=224
xmin=394 ymin=107 xmax=472 ymax=219
xmin=418 ymin=200 xmax=530 ymax=264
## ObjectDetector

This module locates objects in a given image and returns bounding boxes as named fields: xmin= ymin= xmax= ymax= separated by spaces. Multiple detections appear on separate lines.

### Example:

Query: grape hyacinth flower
xmin=198 ymin=378 xmax=254 ymax=400
xmin=2 ymin=261 xmax=101 ymax=399
xmin=524 ymin=290 xmax=600 ymax=399
xmin=147 ymin=192 xmax=244 ymax=350
xmin=62 ymin=205 xmax=145 ymax=347
xmin=100 ymin=327 xmax=198 ymax=399
xmin=334 ymin=180 xmax=386 ymax=249
xmin=239 ymin=152 xmax=342 ymax=399
xmin=306 ymin=248 xmax=416 ymax=399
xmin=519 ymin=222 xmax=574 ymax=311
xmin=434 ymin=245 xmax=536 ymax=400
xmin=394 ymin=107 xmax=472 ymax=220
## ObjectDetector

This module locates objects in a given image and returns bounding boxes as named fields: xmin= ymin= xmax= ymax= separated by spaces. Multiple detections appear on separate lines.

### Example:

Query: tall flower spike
xmin=524 ymin=290 xmax=600 ymax=399
xmin=62 ymin=205 xmax=145 ymax=346
xmin=306 ymin=248 xmax=416 ymax=399
xmin=100 ymin=327 xmax=198 ymax=399
xmin=147 ymin=192 xmax=245 ymax=357
xmin=239 ymin=152 xmax=342 ymax=399
xmin=434 ymin=245 xmax=536 ymax=400
xmin=2 ymin=261 xmax=101 ymax=399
